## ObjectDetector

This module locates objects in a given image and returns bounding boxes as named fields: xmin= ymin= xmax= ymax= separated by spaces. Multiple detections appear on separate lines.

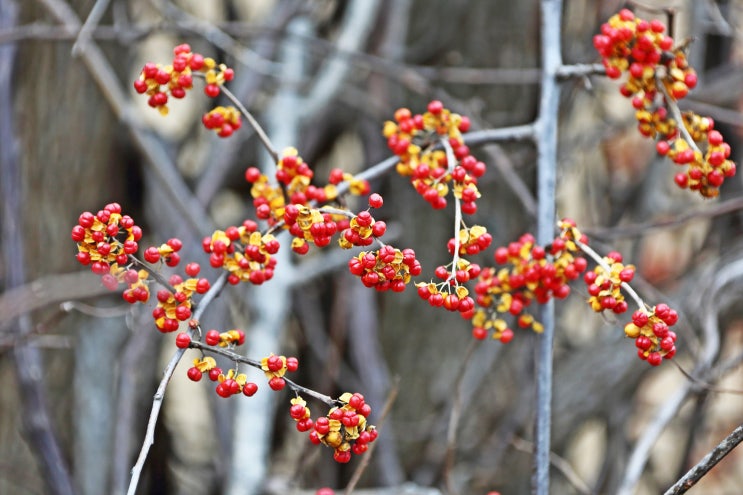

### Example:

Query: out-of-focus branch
xmin=38 ymin=0 xmax=214 ymax=239
xmin=299 ymin=0 xmax=381 ymax=121
xmin=0 ymin=0 xmax=74 ymax=492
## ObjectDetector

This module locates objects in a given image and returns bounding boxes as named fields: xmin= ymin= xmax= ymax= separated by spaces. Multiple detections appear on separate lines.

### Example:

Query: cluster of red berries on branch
xmin=308 ymin=392 xmax=377 ymax=463
xmin=72 ymin=203 xmax=152 ymax=303
xmin=133 ymin=43 xmax=238 ymax=137
xmin=559 ymin=221 xmax=679 ymax=365
xmin=348 ymin=245 xmax=422 ymax=292
xmin=202 ymin=221 xmax=279 ymax=286
xmin=470 ymin=226 xmax=587 ymax=342
xmin=202 ymin=106 xmax=242 ymax=138
xmin=624 ymin=304 xmax=678 ymax=365
xmin=182 ymin=330 xmax=378 ymax=462
xmin=583 ymin=250 xmax=634 ymax=314
xmin=384 ymin=101 xmax=484 ymax=212
xmin=593 ymin=9 xmax=736 ymax=198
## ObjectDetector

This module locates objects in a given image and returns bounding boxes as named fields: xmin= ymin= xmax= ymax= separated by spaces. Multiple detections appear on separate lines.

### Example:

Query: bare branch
xmin=664 ymin=424 xmax=743 ymax=494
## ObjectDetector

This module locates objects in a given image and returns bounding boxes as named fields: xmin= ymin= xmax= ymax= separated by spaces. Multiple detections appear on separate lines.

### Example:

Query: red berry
xmin=144 ymin=247 xmax=160 ymax=263
xmin=175 ymin=332 xmax=191 ymax=349
xmin=285 ymin=357 xmax=299 ymax=372
xmin=427 ymin=100 xmax=443 ymax=114
xmin=204 ymin=83 xmax=220 ymax=98
xmin=499 ymin=328 xmax=514 ymax=344
xmin=647 ymin=352 xmax=662 ymax=366
xmin=268 ymin=377 xmax=285 ymax=391
xmin=205 ymin=329 xmax=221 ymax=346
xmin=243 ymin=382 xmax=258 ymax=396
xmin=208 ymin=368 xmax=222 ymax=381
xmin=185 ymin=262 xmax=200 ymax=277
xmin=368 ymin=193 xmax=384 ymax=208
xmin=187 ymin=367 xmax=202 ymax=382
xmin=216 ymin=382 xmax=231 ymax=398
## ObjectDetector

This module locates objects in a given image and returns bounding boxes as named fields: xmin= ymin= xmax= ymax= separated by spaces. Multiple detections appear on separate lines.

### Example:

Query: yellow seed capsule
xmin=624 ymin=322 xmax=641 ymax=338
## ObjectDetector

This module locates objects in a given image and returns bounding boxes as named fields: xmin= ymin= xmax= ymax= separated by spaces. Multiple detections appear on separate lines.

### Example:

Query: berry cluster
xmin=348 ymin=246 xmax=422 ymax=292
xmin=285 ymin=205 xmax=339 ymax=254
xmin=308 ymin=392 xmax=377 ymax=463
xmin=470 ymin=230 xmax=588 ymax=341
xmin=658 ymin=119 xmax=736 ymax=195
xmin=338 ymin=209 xmax=386 ymax=249
xmin=417 ymin=277 xmax=476 ymax=316
xmin=261 ymin=354 xmax=299 ymax=391
xmin=593 ymin=9 xmax=736 ymax=197
xmin=624 ymin=304 xmax=678 ymax=365
xmin=152 ymin=274 xmax=210 ymax=332
xmin=448 ymin=225 xmax=492 ymax=256
xmin=202 ymin=222 xmax=279 ymax=286
xmin=583 ymin=251 xmax=634 ymax=314
xmin=71 ymin=203 xmax=149 ymax=299
xmin=134 ymin=44 xmax=236 ymax=129
xmin=383 ymin=101 xmax=485 ymax=211
xmin=186 ymin=355 xmax=259 ymax=398
xmin=202 ymin=106 xmax=242 ymax=138
xmin=143 ymin=238 xmax=184 ymax=267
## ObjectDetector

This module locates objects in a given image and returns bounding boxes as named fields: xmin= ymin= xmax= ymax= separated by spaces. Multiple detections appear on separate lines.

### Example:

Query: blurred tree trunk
xmin=0 ymin=1 xmax=131 ymax=494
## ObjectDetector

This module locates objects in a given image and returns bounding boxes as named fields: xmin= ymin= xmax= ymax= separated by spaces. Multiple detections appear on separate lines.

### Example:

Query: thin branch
xmin=573 ymin=237 xmax=647 ymax=311
xmin=664 ymin=424 xmax=743 ymax=494
xmin=126 ymin=273 xmax=227 ymax=495
xmin=656 ymin=72 xmax=702 ymax=155
xmin=220 ymin=84 xmax=279 ymax=163
xmin=583 ymin=194 xmax=743 ymax=240
xmin=71 ymin=0 xmax=110 ymax=56
xmin=187 ymin=340 xmax=337 ymax=406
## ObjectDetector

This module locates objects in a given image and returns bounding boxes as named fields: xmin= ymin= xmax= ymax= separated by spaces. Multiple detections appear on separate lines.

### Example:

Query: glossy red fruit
xmin=175 ymin=332 xmax=191 ymax=349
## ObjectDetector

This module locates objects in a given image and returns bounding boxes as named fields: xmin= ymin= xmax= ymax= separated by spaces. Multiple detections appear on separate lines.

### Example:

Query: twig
xmin=656 ymin=72 xmax=702 ymax=156
xmin=187 ymin=340 xmax=337 ymax=406
xmin=572 ymin=237 xmax=647 ymax=311
xmin=126 ymin=273 xmax=227 ymax=495
xmin=219 ymin=84 xmax=279 ymax=163
xmin=533 ymin=1 xmax=563 ymax=494
xmin=664 ymin=423 xmax=743 ymax=494
xmin=71 ymin=0 xmax=110 ymax=56
xmin=441 ymin=138 xmax=464 ymax=283
xmin=671 ymin=360 xmax=743 ymax=395
xmin=583 ymin=194 xmax=743 ymax=240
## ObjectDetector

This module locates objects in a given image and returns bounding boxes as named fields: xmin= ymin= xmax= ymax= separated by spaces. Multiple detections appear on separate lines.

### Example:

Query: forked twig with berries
xmin=67 ymin=5 xmax=741 ymax=491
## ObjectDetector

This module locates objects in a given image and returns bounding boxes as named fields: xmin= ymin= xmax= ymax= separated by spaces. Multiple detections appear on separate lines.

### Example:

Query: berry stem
xmin=127 ymin=272 xmax=227 ymax=495
xmin=441 ymin=137 xmax=464 ymax=281
xmin=127 ymin=254 xmax=179 ymax=298
xmin=570 ymin=236 xmax=647 ymax=312
xmin=655 ymin=72 xmax=702 ymax=157
xmin=192 ymin=73 xmax=279 ymax=163
xmin=221 ymin=84 xmax=280 ymax=163
xmin=187 ymin=340 xmax=337 ymax=406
